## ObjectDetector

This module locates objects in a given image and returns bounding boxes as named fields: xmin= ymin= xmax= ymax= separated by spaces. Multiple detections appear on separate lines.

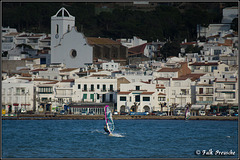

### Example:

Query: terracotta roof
xmin=60 ymin=68 xmax=78 ymax=72
xmin=87 ymin=37 xmax=120 ymax=45
xmin=60 ymin=79 xmax=75 ymax=82
xmin=158 ymin=93 xmax=166 ymax=95
xmin=179 ymin=73 xmax=205 ymax=81
xmin=21 ymin=73 xmax=32 ymax=77
xmin=207 ymin=35 xmax=220 ymax=39
xmin=141 ymin=92 xmax=154 ymax=95
xmin=18 ymin=68 xmax=30 ymax=71
xmin=157 ymin=68 xmax=180 ymax=72
xmin=128 ymin=43 xmax=147 ymax=54
xmin=189 ymin=62 xmax=218 ymax=66
xmin=118 ymin=91 xmax=131 ymax=95
xmin=31 ymin=69 xmax=47 ymax=72
xmin=90 ymin=74 xmax=108 ymax=77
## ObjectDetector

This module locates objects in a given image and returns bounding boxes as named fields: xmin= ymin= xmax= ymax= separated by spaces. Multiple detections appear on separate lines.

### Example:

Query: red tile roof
xmin=60 ymin=68 xmax=78 ymax=72
xmin=87 ymin=37 xmax=120 ymax=45
xmin=90 ymin=74 xmax=108 ymax=77
xmin=158 ymin=93 xmax=166 ymax=95
xmin=128 ymin=43 xmax=147 ymax=55
xmin=141 ymin=92 xmax=154 ymax=95
xmin=157 ymin=68 xmax=180 ymax=72
xmin=60 ymin=79 xmax=75 ymax=82
xmin=31 ymin=69 xmax=47 ymax=72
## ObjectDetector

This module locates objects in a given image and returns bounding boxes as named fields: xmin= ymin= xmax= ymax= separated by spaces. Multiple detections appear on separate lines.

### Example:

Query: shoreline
xmin=2 ymin=114 xmax=238 ymax=121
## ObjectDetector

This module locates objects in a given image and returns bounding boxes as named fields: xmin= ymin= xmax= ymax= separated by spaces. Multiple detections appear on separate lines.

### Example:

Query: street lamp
xmin=25 ymin=91 xmax=28 ymax=111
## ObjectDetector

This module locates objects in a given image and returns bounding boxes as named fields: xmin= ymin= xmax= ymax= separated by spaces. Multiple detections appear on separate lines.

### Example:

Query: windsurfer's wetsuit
xmin=104 ymin=125 xmax=110 ymax=134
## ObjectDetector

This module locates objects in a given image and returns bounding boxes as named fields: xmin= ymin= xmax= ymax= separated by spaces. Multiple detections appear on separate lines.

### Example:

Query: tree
xmin=231 ymin=18 xmax=238 ymax=32
xmin=160 ymin=40 xmax=181 ymax=60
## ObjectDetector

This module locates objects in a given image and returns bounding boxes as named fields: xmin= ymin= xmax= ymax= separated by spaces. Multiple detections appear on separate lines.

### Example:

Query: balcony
xmin=196 ymin=92 xmax=214 ymax=95
xmin=196 ymin=101 xmax=213 ymax=104
xmin=215 ymin=97 xmax=225 ymax=101
xmin=215 ymin=88 xmax=235 ymax=92
xmin=101 ymin=89 xmax=107 ymax=92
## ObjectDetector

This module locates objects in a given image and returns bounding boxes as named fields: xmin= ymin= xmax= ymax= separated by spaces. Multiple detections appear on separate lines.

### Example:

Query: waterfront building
xmin=54 ymin=79 xmax=75 ymax=110
xmin=117 ymin=81 xmax=159 ymax=113
xmin=73 ymin=74 xmax=118 ymax=103
xmin=211 ymin=76 xmax=238 ymax=114
xmin=155 ymin=77 xmax=193 ymax=108
xmin=2 ymin=77 xmax=34 ymax=113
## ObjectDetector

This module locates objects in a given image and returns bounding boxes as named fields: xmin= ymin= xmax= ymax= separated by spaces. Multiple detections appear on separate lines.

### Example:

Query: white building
xmin=117 ymin=81 xmax=159 ymax=113
xmin=222 ymin=6 xmax=238 ymax=23
xmin=2 ymin=77 xmax=34 ymax=113
xmin=117 ymin=36 xmax=147 ymax=48
xmin=102 ymin=60 xmax=120 ymax=71
xmin=51 ymin=7 xmax=93 ymax=68
xmin=197 ymin=24 xmax=231 ymax=38
xmin=73 ymin=74 xmax=118 ymax=103
xmin=155 ymin=77 xmax=193 ymax=107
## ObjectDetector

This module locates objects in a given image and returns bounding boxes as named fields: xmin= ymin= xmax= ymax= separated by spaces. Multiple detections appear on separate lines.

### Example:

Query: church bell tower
xmin=51 ymin=7 xmax=75 ymax=50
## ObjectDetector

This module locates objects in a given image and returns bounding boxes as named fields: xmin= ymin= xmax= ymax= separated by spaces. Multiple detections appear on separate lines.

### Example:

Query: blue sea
xmin=2 ymin=119 xmax=238 ymax=158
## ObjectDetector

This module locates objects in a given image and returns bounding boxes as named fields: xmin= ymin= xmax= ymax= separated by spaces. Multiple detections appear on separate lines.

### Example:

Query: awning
xmin=191 ymin=105 xmax=210 ymax=110
xmin=21 ymin=104 xmax=31 ymax=106
xmin=13 ymin=103 xmax=19 ymax=106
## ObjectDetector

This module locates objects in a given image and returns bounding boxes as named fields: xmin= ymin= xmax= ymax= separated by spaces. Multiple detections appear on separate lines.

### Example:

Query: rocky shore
xmin=2 ymin=114 xmax=238 ymax=121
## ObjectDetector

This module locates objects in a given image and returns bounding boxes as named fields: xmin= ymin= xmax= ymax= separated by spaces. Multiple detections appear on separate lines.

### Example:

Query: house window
xmin=135 ymin=95 xmax=140 ymax=102
xmin=70 ymin=49 xmax=77 ymax=58
xmin=136 ymin=86 xmax=140 ymax=90
xmin=110 ymin=94 xmax=113 ymax=102
xmin=90 ymin=94 xmax=94 ymax=101
xmin=97 ymin=94 xmax=99 ymax=99
xmin=102 ymin=84 xmax=106 ymax=91
xmin=91 ymin=84 xmax=94 ymax=91
xmin=83 ymin=94 xmax=87 ymax=100
xmin=97 ymin=84 xmax=100 ymax=89
xmin=56 ymin=24 xmax=59 ymax=34
xmin=120 ymin=96 xmax=126 ymax=101
xmin=39 ymin=87 xmax=53 ymax=94
xmin=110 ymin=84 xmax=113 ymax=91
xmin=143 ymin=97 xmax=150 ymax=101
xmin=78 ymin=84 xmax=81 ymax=89
xmin=84 ymin=84 xmax=87 ymax=91
xmin=158 ymin=97 xmax=166 ymax=101
xmin=199 ymin=88 xmax=203 ymax=94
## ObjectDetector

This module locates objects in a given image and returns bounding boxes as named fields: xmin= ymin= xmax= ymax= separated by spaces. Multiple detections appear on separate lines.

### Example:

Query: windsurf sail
xmin=104 ymin=105 xmax=115 ymax=134
xmin=185 ymin=107 xmax=191 ymax=120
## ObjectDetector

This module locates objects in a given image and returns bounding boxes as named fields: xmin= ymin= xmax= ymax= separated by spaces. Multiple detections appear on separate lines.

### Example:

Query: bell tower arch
xmin=51 ymin=7 xmax=75 ymax=48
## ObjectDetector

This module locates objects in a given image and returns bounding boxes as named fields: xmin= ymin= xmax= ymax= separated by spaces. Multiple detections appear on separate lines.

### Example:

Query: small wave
xmin=226 ymin=136 xmax=231 ymax=138
xmin=91 ymin=129 xmax=105 ymax=134
xmin=110 ymin=133 xmax=125 ymax=137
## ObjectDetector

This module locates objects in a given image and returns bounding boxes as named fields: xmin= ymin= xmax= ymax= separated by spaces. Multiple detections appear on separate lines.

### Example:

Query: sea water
xmin=2 ymin=119 xmax=238 ymax=158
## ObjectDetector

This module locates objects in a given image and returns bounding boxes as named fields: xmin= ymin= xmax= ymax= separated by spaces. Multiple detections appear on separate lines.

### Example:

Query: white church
xmin=51 ymin=7 xmax=93 ymax=68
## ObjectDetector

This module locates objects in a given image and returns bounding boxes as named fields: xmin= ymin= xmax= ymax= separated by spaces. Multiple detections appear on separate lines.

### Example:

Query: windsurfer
xmin=104 ymin=125 xmax=110 ymax=134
